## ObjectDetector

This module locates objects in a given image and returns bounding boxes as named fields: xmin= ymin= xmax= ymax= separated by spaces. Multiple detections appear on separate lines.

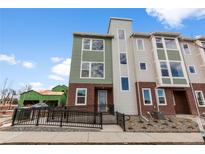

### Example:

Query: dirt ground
xmin=125 ymin=115 xmax=200 ymax=133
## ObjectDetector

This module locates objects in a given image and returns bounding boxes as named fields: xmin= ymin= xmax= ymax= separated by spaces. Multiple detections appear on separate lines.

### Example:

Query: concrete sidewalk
xmin=0 ymin=131 xmax=204 ymax=144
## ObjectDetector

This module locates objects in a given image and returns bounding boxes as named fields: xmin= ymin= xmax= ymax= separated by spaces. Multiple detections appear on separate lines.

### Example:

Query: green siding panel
xmin=69 ymin=36 xmax=113 ymax=84
xmin=157 ymin=49 xmax=166 ymax=60
xmin=162 ymin=78 xmax=171 ymax=84
xmin=173 ymin=78 xmax=187 ymax=84
xmin=167 ymin=50 xmax=181 ymax=61
xmin=82 ymin=51 xmax=104 ymax=62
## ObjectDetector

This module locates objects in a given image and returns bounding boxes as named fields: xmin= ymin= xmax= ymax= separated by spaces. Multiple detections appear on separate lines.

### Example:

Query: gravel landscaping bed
xmin=126 ymin=115 xmax=200 ymax=133
xmin=0 ymin=126 xmax=100 ymax=132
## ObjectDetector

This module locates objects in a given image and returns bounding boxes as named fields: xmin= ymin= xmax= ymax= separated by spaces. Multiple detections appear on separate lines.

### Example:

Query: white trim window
xmin=118 ymin=29 xmax=125 ymax=39
xmin=136 ymin=39 xmax=144 ymax=51
xmin=164 ymin=38 xmax=177 ymax=49
xmin=81 ymin=62 xmax=104 ymax=79
xmin=142 ymin=88 xmax=152 ymax=105
xmin=120 ymin=53 xmax=127 ymax=64
xmin=156 ymin=37 xmax=163 ymax=49
xmin=169 ymin=62 xmax=184 ymax=77
xmin=75 ymin=88 xmax=87 ymax=105
xmin=82 ymin=38 xmax=104 ymax=51
xmin=121 ymin=77 xmax=129 ymax=91
xmin=160 ymin=61 xmax=169 ymax=77
xmin=139 ymin=62 xmax=147 ymax=71
xmin=156 ymin=89 xmax=167 ymax=105
xmin=188 ymin=65 xmax=196 ymax=74
xmin=182 ymin=43 xmax=191 ymax=55
xmin=195 ymin=91 xmax=205 ymax=107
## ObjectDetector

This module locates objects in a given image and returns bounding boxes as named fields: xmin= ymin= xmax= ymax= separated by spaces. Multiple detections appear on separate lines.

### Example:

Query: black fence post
xmin=60 ymin=110 xmax=63 ymax=127
xmin=116 ymin=112 xmax=118 ymax=124
xmin=11 ymin=108 xmax=18 ymax=126
xmin=123 ymin=114 xmax=126 ymax=132
xmin=66 ymin=110 xmax=69 ymax=123
xmin=36 ymin=108 xmax=41 ymax=126
xmin=100 ymin=112 xmax=103 ymax=129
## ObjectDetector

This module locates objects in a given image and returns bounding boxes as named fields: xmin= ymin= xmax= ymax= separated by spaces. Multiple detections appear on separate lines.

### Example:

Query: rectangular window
xmin=91 ymin=63 xmax=104 ymax=78
xmin=75 ymin=88 xmax=87 ymax=105
xmin=139 ymin=62 xmax=147 ymax=70
xmin=82 ymin=39 xmax=104 ymax=51
xmin=118 ymin=29 xmax=125 ymax=39
xmin=120 ymin=53 xmax=127 ymax=64
xmin=121 ymin=77 xmax=129 ymax=91
xmin=188 ymin=65 xmax=196 ymax=74
xmin=142 ymin=88 xmax=152 ymax=105
xmin=170 ymin=62 xmax=184 ymax=77
xmin=83 ymin=39 xmax=91 ymax=50
xmin=160 ymin=62 xmax=169 ymax=77
xmin=165 ymin=38 xmax=177 ymax=49
xmin=182 ymin=43 xmax=191 ymax=54
xmin=81 ymin=62 xmax=90 ymax=77
xmin=156 ymin=38 xmax=163 ymax=48
xmin=92 ymin=39 xmax=104 ymax=51
xmin=195 ymin=91 xmax=205 ymax=106
xmin=156 ymin=89 xmax=166 ymax=105
xmin=136 ymin=39 xmax=144 ymax=51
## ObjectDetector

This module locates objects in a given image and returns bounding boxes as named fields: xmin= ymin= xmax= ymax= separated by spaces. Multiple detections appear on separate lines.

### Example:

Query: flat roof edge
xmin=73 ymin=32 xmax=114 ymax=38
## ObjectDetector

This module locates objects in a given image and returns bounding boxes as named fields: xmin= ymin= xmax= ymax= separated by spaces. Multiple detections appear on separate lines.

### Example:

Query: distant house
xmin=19 ymin=85 xmax=68 ymax=107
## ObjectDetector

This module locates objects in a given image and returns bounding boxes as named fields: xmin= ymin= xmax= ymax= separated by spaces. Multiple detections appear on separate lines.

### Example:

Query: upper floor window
xmin=156 ymin=89 xmax=167 ymax=105
xmin=136 ymin=39 xmax=144 ymax=51
xmin=182 ymin=43 xmax=191 ymax=54
xmin=121 ymin=77 xmax=129 ymax=91
xmin=118 ymin=29 xmax=125 ymax=39
xmin=188 ymin=65 xmax=196 ymax=74
xmin=142 ymin=88 xmax=152 ymax=105
xmin=160 ymin=62 xmax=169 ymax=77
xmin=81 ymin=62 xmax=104 ymax=79
xmin=139 ymin=62 xmax=147 ymax=71
xmin=75 ymin=88 xmax=87 ymax=105
xmin=165 ymin=38 xmax=177 ymax=49
xmin=82 ymin=38 xmax=104 ymax=51
xmin=170 ymin=62 xmax=184 ymax=77
xmin=156 ymin=38 xmax=163 ymax=49
xmin=195 ymin=91 xmax=205 ymax=107
xmin=120 ymin=53 xmax=127 ymax=64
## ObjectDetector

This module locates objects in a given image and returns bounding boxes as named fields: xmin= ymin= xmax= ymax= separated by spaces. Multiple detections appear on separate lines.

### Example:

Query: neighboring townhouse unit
xmin=68 ymin=17 xmax=205 ymax=115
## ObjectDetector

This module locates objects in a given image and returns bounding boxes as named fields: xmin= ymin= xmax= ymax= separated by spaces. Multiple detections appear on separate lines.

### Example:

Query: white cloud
xmin=146 ymin=8 xmax=205 ymax=28
xmin=0 ymin=54 xmax=20 ymax=65
xmin=22 ymin=61 xmax=35 ymax=69
xmin=51 ymin=58 xmax=71 ymax=77
xmin=51 ymin=57 xmax=63 ymax=63
xmin=29 ymin=82 xmax=43 ymax=90
xmin=49 ymin=74 xmax=65 ymax=81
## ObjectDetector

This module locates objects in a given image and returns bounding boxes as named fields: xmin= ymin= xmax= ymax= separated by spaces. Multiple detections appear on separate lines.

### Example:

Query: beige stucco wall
xmin=108 ymin=19 xmax=138 ymax=115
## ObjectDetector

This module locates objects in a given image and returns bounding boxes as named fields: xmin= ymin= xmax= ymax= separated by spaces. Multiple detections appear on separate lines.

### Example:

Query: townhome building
xmin=68 ymin=17 xmax=205 ymax=115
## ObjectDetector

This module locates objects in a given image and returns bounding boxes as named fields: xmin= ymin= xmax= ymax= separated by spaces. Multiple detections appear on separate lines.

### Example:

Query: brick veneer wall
xmin=135 ymin=82 xmax=205 ymax=115
xmin=68 ymin=83 xmax=113 ymax=112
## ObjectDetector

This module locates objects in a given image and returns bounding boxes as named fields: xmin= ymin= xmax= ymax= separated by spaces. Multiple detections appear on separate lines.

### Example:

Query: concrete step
xmin=102 ymin=114 xmax=117 ymax=124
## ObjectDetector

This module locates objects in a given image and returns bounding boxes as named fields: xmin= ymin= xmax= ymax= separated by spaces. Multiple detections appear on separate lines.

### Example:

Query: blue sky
xmin=0 ymin=8 xmax=205 ymax=91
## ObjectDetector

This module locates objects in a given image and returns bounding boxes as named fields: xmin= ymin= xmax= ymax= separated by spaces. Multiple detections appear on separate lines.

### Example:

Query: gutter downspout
xmin=130 ymin=36 xmax=148 ymax=122
xmin=180 ymin=42 xmax=205 ymax=135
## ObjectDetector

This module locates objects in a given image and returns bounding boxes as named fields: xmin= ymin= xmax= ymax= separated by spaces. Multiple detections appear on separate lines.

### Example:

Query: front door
xmin=173 ymin=90 xmax=190 ymax=114
xmin=98 ymin=90 xmax=107 ymax=112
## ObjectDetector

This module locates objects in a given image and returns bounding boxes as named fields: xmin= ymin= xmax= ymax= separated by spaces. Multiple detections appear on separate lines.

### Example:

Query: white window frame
xmin=156 ymin=89 xmax=167 ymax=106
xmin=195 ymin=91 xmax=205 ymax=107
xmin=75 ymin=88 xmax=87 ymax=106
xmin=139 ymin=62 xmax=147 ymax=71
xmin=82 ymin=38 xmax=105 ymax=52
xmin=136 ymin=39 xmax=145 ymax=51
xmin=156 ymin=37 xmax=164 ymax=49
xmin=142 ymin=88 xmax=153 ymax=105
xmin=118 ymin=29 xmax=125 ymax=40
xmin=120 ymin=76 xmax=130 ymax=92
xmin=164 ymin=38 xmax=178 ymax=50
xmin=120 ymin=52 xmax=127 ymax=64
xmin=182 ymin=43 xmax=191 ymax=55
xmin=80 ymin=61 xmax=105 ymax=79
xmin=188 ymin=65 xmax=197 ymax=74
xmin=169 ymin=61 xmax=185 ymax=79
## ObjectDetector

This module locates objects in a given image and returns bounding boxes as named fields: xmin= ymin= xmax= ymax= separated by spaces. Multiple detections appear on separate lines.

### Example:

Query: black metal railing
xmin=116 ymin=111 xmax=126 ymax=131
xmin=11 ymin=107 xmax=103 ymax=129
